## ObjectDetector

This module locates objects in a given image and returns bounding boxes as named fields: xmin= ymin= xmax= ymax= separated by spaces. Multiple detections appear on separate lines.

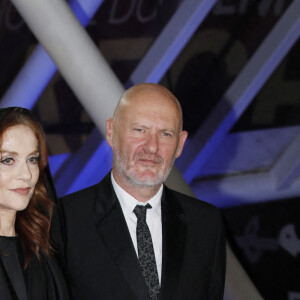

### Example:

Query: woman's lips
xmin=10 ymin=188 xmax=31 ymax=195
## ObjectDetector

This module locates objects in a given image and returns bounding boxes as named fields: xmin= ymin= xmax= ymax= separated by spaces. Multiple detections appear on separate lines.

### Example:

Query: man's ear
xmin=175 ymin=130 xmax=188 ymax=158
xmin=106 ymin=118 xmax=114 ymax=147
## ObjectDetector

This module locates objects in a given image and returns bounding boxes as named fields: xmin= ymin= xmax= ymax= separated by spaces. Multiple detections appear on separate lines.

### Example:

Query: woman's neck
xmin=0 ymin=210 xmax=16 ymax=236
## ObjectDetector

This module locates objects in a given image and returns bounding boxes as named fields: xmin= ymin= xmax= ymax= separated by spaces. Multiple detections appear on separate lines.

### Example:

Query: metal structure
xmin=4 ymin=0 xmax=300 ymax=299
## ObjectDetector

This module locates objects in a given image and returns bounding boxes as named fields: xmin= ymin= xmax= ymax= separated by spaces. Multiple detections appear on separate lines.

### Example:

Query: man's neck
xmin=123 ymin=184 xmax=161 ymax=202
xmin=112 ymin=172 xmax=162 ymax=202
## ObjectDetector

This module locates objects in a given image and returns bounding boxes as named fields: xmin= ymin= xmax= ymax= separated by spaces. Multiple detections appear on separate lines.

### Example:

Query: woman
xmin=0 ymin=107 xmax=69 ymax=299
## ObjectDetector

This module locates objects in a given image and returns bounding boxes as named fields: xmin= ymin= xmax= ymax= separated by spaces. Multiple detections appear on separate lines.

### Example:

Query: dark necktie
xmin=134 ymin=204 xmax=160 ymax=300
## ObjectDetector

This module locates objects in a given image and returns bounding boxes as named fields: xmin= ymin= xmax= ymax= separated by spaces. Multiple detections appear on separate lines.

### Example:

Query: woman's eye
xmin=1 ymin=157 xmax=14 ymax=165
xmin=28 ymin=156 xmax=40 ymax=164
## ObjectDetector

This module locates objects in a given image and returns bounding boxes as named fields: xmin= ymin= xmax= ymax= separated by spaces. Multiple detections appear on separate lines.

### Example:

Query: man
xmin=55 ymin=83 xmax=226 ymax=299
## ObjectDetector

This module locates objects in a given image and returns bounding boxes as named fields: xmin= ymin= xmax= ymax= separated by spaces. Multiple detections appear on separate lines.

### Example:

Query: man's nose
xmin=145 ymin=134 xmax=159 ymax=153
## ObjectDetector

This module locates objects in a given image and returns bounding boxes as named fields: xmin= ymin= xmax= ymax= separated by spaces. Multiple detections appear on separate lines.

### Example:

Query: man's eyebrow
xmin=129 ymin=123 xmax=149 ymax=129
xmin=159 ymin=128 xmax=176 ymax=133
xmin=130 ymin=123 xmax=147 ymax=126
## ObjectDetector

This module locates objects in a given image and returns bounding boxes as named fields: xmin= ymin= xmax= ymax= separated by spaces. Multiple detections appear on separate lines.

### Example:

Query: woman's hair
xmin=0 ymin=108 xmax=53 ymax=266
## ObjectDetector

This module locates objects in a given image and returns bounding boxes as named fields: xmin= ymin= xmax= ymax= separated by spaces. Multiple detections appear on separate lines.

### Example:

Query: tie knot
xmin=133 ymin=204 xmax=152 ymax=221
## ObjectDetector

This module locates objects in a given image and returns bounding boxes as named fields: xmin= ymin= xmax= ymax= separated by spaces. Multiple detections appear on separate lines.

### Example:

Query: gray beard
xmin=114 ymin=149 xmax=174 ymax=187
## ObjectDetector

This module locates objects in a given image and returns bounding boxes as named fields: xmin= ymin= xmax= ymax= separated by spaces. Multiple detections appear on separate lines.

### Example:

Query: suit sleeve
xmin=208 ymin=210 xmax=226 ymax=300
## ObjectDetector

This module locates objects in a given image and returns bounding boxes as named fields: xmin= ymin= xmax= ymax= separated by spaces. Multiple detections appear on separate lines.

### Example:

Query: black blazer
xmin=0 ymin=251 xmax=70 ymax=300
xmin=54 ymin=173 xmax=226 ymax=300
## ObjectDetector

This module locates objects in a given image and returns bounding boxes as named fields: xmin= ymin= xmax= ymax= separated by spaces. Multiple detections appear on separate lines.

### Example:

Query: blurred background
xmin=1 ymin=0 xmax=300 ymax=298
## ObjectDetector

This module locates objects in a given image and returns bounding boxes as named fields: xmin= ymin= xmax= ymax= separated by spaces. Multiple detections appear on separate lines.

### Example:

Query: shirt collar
xmin=111 ymin=172 xmax=162 ymax=216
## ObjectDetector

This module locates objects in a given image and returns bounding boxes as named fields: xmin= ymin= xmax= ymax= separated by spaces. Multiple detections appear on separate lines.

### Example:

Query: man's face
xmin=107 ymin=91 xmax=187 ymax=190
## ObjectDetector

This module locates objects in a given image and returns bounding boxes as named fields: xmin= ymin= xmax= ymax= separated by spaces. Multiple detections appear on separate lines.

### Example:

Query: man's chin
xmin=129 ymin=173 xmax=162 ymax=187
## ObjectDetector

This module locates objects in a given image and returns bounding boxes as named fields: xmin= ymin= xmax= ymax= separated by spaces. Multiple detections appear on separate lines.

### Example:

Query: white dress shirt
xmin=111 ymin=173 xmax=163 ymax=284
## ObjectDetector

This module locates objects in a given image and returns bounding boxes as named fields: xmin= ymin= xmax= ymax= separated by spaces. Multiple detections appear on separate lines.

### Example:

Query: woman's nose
xmin=16 ymin=162 xmax=32 ymax=181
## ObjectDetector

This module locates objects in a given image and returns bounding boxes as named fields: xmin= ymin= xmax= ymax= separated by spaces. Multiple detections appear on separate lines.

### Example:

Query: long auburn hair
xmin=0 ymin=108 xmax=53 ymax=266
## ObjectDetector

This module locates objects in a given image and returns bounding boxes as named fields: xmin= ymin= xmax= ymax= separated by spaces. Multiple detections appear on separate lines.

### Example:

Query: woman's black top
xmin=0 ymin=236 xmax=70 ymax=300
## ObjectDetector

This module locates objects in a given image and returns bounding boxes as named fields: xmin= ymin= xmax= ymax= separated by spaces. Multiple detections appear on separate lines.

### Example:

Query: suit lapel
xmin=160 ymin=186 xmax=186 ymax=299
xmin=94 ymin=174 xmax=150 ymax=300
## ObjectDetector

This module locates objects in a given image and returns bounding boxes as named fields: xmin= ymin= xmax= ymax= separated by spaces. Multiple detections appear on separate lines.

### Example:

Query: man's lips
xmin=10 ymin=188 xmax=31 ymax=195
xmin=136 ymin=154 xmax=162 ymax=164
xmin=138 ymin=158 xmax=160 ymax=165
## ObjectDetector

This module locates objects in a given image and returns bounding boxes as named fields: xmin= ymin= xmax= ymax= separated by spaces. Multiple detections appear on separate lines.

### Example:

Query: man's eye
xmin=1 ymin=157 xmax=14 ymax=165
xmin=162 ymin=132 xmax=172 ymax=137
xmin=28 ymin=156 xmax=40 ymax=164
xmin=134 ymin=128 xmax=144 ymax=132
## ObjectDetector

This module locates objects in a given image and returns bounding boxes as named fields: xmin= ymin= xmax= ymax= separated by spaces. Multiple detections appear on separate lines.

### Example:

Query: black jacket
xmin=54 ymin=173 xmax=226 ymax=300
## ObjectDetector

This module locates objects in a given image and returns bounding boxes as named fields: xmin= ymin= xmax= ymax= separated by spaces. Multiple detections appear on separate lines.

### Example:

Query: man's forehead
xmin=114 ymin=85 xmax=183 ymax=129
xmin=125 ymin=92 xmax=179 ymax=111
xmin=120 ymin=109 xmax=181 ymax=133
xmin=122 ymin=98 xmax=179 ymax=119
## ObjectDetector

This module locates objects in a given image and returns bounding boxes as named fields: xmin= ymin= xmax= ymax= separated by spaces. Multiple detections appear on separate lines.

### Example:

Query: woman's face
xmin=0 ymin=125 xmax=40 ymax=214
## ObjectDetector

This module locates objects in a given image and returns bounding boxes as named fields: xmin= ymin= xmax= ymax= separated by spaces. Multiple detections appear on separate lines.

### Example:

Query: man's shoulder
xmin=60 ymin=173 xmax=111 ymax=206
xmin=62 ymin=183 xmax=100 ymax=203
xmin=58 ymin=184 xmax=101 ymax=218
xmin=164 ymin=186 xmax=222 ymax=219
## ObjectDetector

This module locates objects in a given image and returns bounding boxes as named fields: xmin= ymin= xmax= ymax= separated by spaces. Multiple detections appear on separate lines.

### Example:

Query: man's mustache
xmin=134 ymin=153 xmax=163 ymax=164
